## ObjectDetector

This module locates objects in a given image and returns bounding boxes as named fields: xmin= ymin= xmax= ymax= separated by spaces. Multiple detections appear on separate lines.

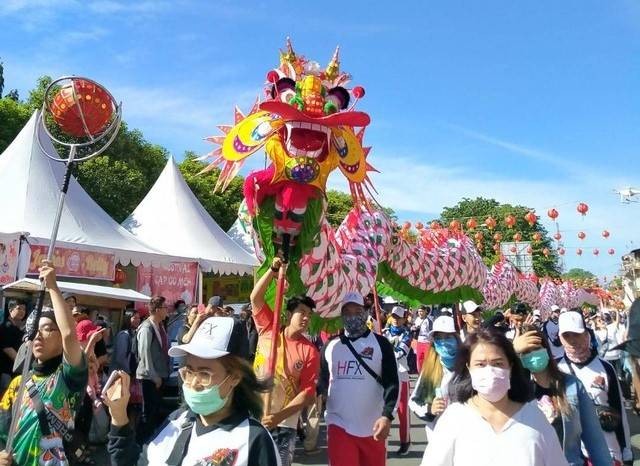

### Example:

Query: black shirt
xmin=0 ymin=321 xmax=24 ymax=375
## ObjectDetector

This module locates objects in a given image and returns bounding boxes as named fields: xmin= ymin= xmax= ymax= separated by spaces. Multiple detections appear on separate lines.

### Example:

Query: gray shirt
xmin=135 ymin=319 xmax=169 ymax=381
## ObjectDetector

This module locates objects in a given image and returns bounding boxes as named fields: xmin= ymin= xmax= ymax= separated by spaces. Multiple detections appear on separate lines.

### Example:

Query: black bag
xmin=340 ymin=335 xmax=383 ymax=385
xmin=595 ymin=404 xmax=621 ymax=432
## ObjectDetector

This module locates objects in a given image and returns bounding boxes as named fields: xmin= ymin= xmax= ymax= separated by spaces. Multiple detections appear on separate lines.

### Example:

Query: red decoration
xmin=493 ymin=243 xmax=500 ymax=252
xmin=352 ymin=86 xmax=365 ymax=98
xmin=466 ymin=218 xmax=478 ymax=230
xmin=608 ymin=248 xmax=615 ymax=255
xmin=547 ymin=208 xmax=559 ymax=221
xmin=513 ymin=232 xmax=522 ymax=242
xmin=449 ymin=220 xmax=461 ymax=231
xmin=485 ymin=216 xmax=497 ymax=230
xmin=474 ymin=232 xmax=483 ymax=242
xmin=524 ymin=211 xmax=536 ymax=226
xmin=50 ymin=78 xmax=113 ymax=137
xmin=415 ymin=222 xmax=424 ymax=230
xmin=577 ymin=202 xmax=589 ymax=216
xmin=533 ymin=232 xmax=542 ymax=242
xmin=558 ymin=247 xmax=565 ymax=255
xmin=553 ymin=232 xmax=562 ymax=241
xmin=493 ymin=232 xmax=503 ymax=242
xmin=578 ymin=231 xmax=586 ymax=240
xmin=266 ymin=70 xmax=280 ymax=83
xmin=602 ymin=230 xmax=610 ymax=239
xmin=526 ymin=246 xmax=533 ymax=254
xmin=476 ymin=242 xmax=484 ymax=252
xmin=593 ymin=248 xmax=600 ymax=256
xmin=504 ymin=214 xmax=516 ymax=229
xmin=543 ymin=248 xmax=550 ymax=257
xmin=576 ymin=248 xmax=583 ymax=256
xmin=510 ymin=246 xmax=517 ymax=253
xmin=402 ymin=221 xmax=411 ymax=230
xmin=113 ymin=267 xmax=127 ymax=285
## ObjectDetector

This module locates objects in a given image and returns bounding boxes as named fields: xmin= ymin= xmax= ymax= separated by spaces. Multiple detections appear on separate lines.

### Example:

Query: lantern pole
xmin=372 ymin=287 xmax=383 ymax=334
xmin=6 ymin=77 xmax=121 ymax=451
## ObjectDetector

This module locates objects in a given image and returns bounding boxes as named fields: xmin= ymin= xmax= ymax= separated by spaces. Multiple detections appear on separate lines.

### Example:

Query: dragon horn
xmin=280 ymin=36 xmax=297 ymax=65
xmin=325 ymin=45 xmax=340 ymax=81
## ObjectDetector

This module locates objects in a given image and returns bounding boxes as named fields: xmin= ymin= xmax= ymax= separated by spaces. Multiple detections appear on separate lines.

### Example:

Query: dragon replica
xmin=208 ymin=39 xmax=598 ymax=330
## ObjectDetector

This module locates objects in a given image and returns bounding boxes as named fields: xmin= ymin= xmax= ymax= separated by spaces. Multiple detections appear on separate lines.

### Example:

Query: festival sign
xmin=136 ymin=262 xmax=198 ymax=308
xmin=0 ymin=234 xmax=21 ymax=285
xmin=28 ymin=245 xmax=116 ymax=280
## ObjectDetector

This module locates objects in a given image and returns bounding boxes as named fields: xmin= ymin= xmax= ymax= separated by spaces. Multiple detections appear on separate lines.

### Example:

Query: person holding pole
xmin=250 ymin=257 xmax=320 ymax=466
xmin=0 ymin=262 xmax=88 ymax=466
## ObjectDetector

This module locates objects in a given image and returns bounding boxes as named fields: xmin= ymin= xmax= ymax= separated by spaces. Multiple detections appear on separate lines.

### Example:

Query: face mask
xmin=182 ymin=376 xmax=230 ymax=416
xmin=434 ymin=337 xmax=458 ymax=369
xmin=470 ymin=365 xmax=511 ymax=402
xmin=343 ymin=312 xmax=368 ymax=338
xmin=520 ymin=348 xmax=549 ymax=373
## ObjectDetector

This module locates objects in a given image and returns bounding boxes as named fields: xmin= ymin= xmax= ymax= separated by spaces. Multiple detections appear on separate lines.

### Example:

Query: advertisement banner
xmin=0 ymin=234 xmax=21 ymax=285
xmin=136 ymin=262 xmax=198 ymax=309
xmin=28 ymin=245 xmax=116 ymax=280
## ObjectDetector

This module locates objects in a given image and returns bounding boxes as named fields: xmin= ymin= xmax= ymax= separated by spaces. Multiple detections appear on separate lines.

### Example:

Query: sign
xmin=28 ymin=245 xmax=116 ymax=280
xmin=0 ymin=234 xmax=21 ymax=285
xmin=203 ymin=274 xmax=253 ymax=304
xmin=136 ymin=262 xmax=198 ymax=308
xmin=500 ymin=242 xmax=534 ymax=273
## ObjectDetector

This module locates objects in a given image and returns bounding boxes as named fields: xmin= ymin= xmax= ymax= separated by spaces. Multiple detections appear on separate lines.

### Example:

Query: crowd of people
xmin=0 ymin=259 xmax=638 ymax=465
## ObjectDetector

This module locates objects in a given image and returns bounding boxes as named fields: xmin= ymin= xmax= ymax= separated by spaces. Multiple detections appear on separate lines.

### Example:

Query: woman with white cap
xmin=105 ymin=317 xmax=281 ymax=466
xmin=420 ymin=328 xmax=568 ymax=466
xmin=409 ymin=315 xmax=460 ymax=440
xmin=557 ymin=309 xmax=632 ymax=465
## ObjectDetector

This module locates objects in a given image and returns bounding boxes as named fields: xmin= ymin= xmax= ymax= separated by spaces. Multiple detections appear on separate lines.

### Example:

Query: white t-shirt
xmin=420 ymin=401 xmax=568 ymax=466
xmin=602 ymin=323 xmax=624 ymax=360
xmin=414 ymin=317 xmax=432 ymax=343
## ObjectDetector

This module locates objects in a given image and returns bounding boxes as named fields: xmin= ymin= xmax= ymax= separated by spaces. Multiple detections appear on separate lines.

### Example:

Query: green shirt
xmin=0 ymin=356 xmax=87 ymax=466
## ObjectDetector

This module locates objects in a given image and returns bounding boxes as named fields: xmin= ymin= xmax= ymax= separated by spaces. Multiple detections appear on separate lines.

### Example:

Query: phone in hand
xmin=102 ymin=371 xmax=123 ymax=401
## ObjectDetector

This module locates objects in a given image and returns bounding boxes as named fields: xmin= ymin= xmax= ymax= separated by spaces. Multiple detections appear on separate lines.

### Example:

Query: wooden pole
xmin=372 ymin=286 xmax=383 ymax=334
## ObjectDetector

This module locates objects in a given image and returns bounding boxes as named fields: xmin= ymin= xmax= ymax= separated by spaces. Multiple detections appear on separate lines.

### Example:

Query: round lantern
xmin=558 ymin=247 xmax=565 ymax=255
xmin=593 ymin=248 xmax=599 ymax=256
xmin=50 ymin=78 xmax=114 ymax=138
xmin=485 ymin=216 xmax=497 ymax=230
xmin=493 ymin=243 xmax=500 ymax=252
xmin=608 ymin=248 xmax=615 ymax=255
xmin=513 ymin=232 xmax=522 ymax=242
xmin=576 ymin=248 xmax=583 ymax=256
xmin=113 ymin=267 xmax=127 ymax=285
xmin=526 ymin=246 xmax=533 ymax=254
xmin=553 ymin=232 xmax=562 ymax=241
xmin=504 ymin=214 xmax=516 ymax=229
xmin=510 ymin=246 xmax=517 ymax=253
xmin=524 ymin=211 xmax=536 ymax=226
xmin=476 ymin=242 xmax=484 ymax=252
xmin=415 ymin=222 xmax=424 ymax=230
xmin=493 ymin=232 xmax=503 ymax=242
xmin=577 ymin=202 xmax=589 ymax=216
xmin=430 ymin=221 xmax=441 ymax=229
xmin=474 ymin=232 xmax=483 ymax=242
xmin=602 ymin=230 xmax=610 ymax=239
xmin=542 ymin=248 xmax=550 ymax=257
xmin=533 ymin=232 xmax=542 ymax=242
xmin=578 ymin=231 xmax=586 ymax=240
xmin=466 ymin=218 xmax=478 ymax=230
xmin=547 ymin=208 xmax=559 ymax=221
xmin=402 ymin=221 xmax=411 ymax=230
xmin=449 ymin=220 xmax=461 ymax=231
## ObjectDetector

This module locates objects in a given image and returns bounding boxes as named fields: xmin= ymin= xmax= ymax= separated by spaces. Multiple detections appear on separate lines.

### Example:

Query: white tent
xmin=0 ymin=112 xmax=177 ymax=267
xmin=3 ymin=278 xmax=151 ymax=302
xmin=122 ymin=157 xmax=258 ymax=275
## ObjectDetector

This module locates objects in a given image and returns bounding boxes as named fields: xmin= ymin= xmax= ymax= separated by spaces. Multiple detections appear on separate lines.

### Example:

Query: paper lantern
xmin=449 ymin=220 xmax=461 ymax=231
xmin=50 ymin=78 xmax=114 ymax=138
xmin=493 ymin=243 xmax=500 ymax=252
xmin=547 ymin=208 xmax=559 ymax=221
xmin=602 ymin=230 xmax=610 ymax=239
xmin=576 ymin=248 xmax=583 ymax=256
xmin=608 ymin=248 xmax=615 ymax=255
xmin=493 ymin=232 xmax=503 ymax=242
xmin=533 ymin=232 xmax=542 ymax=242
xmin=466 ymin=218 xmax=478 ymax=230
xmin=524 ymin=211 xmax=536 ymax=226
xmin=485 ymin=216 xmax=497 ymax=230
xmin=526 ymin=246 xmax=533 ymax=254
xmin=504 ymin=214 xmax=516 ymax=229
xmin=543 ymin=248 xmax=550 ymax=257
xmin=578 ymin=231 xmax=586 ymax=240
xmin=553 ymin=232 xmax=562 ymax=241
xmin=474 ymin=232 xmax=483 ymax=242
xmin=593 ymin=248 xmax=599 ymax=256
xmin=402 ymin=221 xmax=411 ymax=230
xmin=415 ymin=222 xmax=424 ymax=230
xmin=476 ymin=242 xmax=484 ymax=252
xmin=577 ymin=202 xmax=589 ymax=216
xmin=430 ymin=221 xmax=441 ymax=229
xmin=558 ymin=247 xmax=565 ymax=255
xmin=113 ymin=267 xmax=127 ymax=285
xmin=510 ymin=246 xmax=517 ymax=253
xmin=513 ymin=232 xmax=522 ymax=242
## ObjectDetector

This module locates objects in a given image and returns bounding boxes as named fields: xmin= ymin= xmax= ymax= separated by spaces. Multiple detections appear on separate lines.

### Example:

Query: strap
xmin=26 ymin=377 xmax=73 ymax=443
xmin=165 ymin=412 xmax=196 ymax=466
xmin=340 ymin=335 xmax=383 ymax=386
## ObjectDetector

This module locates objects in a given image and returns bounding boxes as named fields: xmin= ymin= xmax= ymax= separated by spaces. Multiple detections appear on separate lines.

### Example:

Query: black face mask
xmin=32 ymin=354 xmax=63 ymax=377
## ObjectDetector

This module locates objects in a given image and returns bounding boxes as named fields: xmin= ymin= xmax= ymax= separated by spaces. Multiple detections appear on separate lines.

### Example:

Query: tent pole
xmin=198 ymin=265 xmax=204 ymax=305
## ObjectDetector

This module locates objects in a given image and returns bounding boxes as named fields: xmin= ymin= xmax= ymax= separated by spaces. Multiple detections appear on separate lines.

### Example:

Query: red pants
xmin=328 ymin=425 xmax=386 ymax=466
xmin=398 ymin=379 xmax=411 ymax=444
xmin=415 ymin=341 xmax=431 ymax=372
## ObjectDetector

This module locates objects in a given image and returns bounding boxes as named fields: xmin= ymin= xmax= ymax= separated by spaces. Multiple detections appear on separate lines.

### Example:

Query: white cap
xmin=560 ymin=307 xmax=569 ymax=313
xmin=558 ymin=311 xmax=586 ymax=335
xmin=391 ymin=306 xmax=407 ymax=318
xmin=533 ymin=309 xmax=541 ymax=317
xmin=342 ymin=291 xmax=364 ymax=307
xmin=462 ymin=300 xmax=480 ymax=314
xmin=550 ymin=305 xmax=561 ymax=313
xmin=168 ymin=317 xmax=247 ymax=359
xmin=429 ymin=315 xmax=456 ymax=336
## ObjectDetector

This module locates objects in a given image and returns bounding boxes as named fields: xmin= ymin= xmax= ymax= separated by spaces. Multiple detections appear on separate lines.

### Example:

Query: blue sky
xmin=2 ymin=0 xmax=639 ymax=279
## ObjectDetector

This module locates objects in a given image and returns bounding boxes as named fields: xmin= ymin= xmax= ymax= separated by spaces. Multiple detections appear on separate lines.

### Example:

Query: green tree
xmin=440 ymin=197 xmax=560 ymax=277
xmin=562 ymin=268 xmax=596 ymax=280
xmin=178 ymin=152 xmax=245 ymax=231
xmin=326 ymin=190 xmax=353 ymax=227
xmin=0 ymin=97 xmax=32 ymax=151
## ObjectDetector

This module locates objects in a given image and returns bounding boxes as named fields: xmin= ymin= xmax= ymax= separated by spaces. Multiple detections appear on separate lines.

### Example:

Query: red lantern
xmin=113 ymin=267 xmax=127 ymax=285
xmin=352 ymin=86 xmax=366 ymax=99
xmin=547 ymin=208 xmax=559 ymax=221
xmin=50 ymin=78 xmax=114 ymax=137
xmin=402 ymin=221 xmax=411 ymax=230
xmin=543 ymin=248 xmax=550 ymax=257
xmin=466 ymin=218 xmax=478 ymax=230
xmin=558 ymin=247 xmax=565 ymax=255
xmin=578 ymin=231 xmax=586 ymax=240
xmin=493 ymin=232 xmax=503 ymax=242
xmin=553 ymin=232 xmax=562 ymax=241
xmin=576 ymin=248 xmax=583 ymax=256
xmin=430 ymin=221 xmax=441 ymax=229
xmin=449 ymin=220 xmax=461 ymax=231
xmin=513 ymin=232 xmax=522 ymax=242
xmin=476 ymin=242 xmax=484 ymax=252
xmin=504 ymin=214 xmax=516 ymax=229
xmin=533 ymin=232 xmax=542 ymax=242
xmin=602 ymin=230 xmax=610 ymax=239
xmin=577 ymin=202 xmax=589 ymax=216
xmin=510 ymin=246 xmax=517 ymax=253
xmin=485 ymin=216 xmax=497 ymax=230
xmin=493 ymin=243 xmax=500 ymax=252
xmin=524 ymin=211 xmax=536 ymax=226
xmin=526 ymin=246 xmax=533 ymax=254
xmin=608 ymin=248 xmax=615 ymax=255
xmin=593 ymin=248 xmax=599 ymax=256
xmin=415 ymin=222 xmax=424 ymax=230
xmin=474 ymin=232 xmax=483 ymax=242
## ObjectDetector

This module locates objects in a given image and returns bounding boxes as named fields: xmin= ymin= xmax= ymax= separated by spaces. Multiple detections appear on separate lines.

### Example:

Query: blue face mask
xmin=434 ymin=337 xmax=458 ymax=369
xmin=182 ymin=376 xmax=230 ymax=416
xmin=520 ymin=348 xmax=550 ymax=373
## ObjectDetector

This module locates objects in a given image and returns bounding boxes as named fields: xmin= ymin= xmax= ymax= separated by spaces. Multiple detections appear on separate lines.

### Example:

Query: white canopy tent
xmin=122 ymin=157 xmax=258 ymax=276
xmin=3 ymin=278 xmax=151 ymax=302
xmin=0 ymin=112 xmax=177 ymax=267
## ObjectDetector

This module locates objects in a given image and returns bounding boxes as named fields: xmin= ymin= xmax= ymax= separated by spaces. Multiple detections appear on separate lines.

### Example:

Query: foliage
xmin=326 ymin=189 xmax=396 ymax=228
xmin=439 ymin=197 xmax=560 ymax=277
xmin=0 ymin=97 xmax=31 ymax=151
xmin=562 ymin=268 xmax=596 ymax=280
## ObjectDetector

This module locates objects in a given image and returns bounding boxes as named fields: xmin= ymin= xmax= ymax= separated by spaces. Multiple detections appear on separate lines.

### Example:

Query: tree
xmin=0 ymin=97 xmax=32 ymax=151
xmin=5 ymin=89 xmax=19 ymax=101
xmin=326 ymin=190 xmax=353 ymax=227
xmin=562 ymin=268 xmax=596 ymax=280
xmin=440 ymin=197 xmax=560 ymax=277
xmin=178 ymin=152 xmax=245 ymax=231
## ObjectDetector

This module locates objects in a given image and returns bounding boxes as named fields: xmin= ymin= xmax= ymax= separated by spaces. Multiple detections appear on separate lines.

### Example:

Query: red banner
xmin=136 ymin=262 xmax=198 ymax=308
xmin=28 ymin=245 xmax=115 ymax=280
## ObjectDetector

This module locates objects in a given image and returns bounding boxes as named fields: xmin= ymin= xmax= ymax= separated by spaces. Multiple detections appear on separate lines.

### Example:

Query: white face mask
xmin=469 ymin=365 xmax=511 ymax=402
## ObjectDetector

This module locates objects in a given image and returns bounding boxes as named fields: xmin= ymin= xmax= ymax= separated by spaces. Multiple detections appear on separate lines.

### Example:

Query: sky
xmin=1 ymin=0 xmax=639 ymax=280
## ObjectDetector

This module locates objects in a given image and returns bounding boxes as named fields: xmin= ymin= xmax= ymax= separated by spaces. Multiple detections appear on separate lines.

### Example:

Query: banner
xmin=136 ymin=262 xmax=198 ymax=309
xmin=0 ymin=234 xmax=21 ymax=285
xmin=28 ymin=245 xmax=116 ymax=280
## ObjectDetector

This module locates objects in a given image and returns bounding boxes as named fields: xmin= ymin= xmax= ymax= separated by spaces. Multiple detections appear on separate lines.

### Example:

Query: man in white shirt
xmin=411 ymin=306 xmax=432 ymax=371
xmin=460 ymin=300 xmax=483 ymax=342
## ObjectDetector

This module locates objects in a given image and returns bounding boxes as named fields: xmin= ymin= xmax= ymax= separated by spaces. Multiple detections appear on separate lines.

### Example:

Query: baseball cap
xmin=558 ymin=311 xmax=586 ymax=335
xmin=62 ymin=292 xmax=76 ymax=301
xmin=169 ymin=317 xmax=248 ymax=359
xmin=208 ymin=296 xmax=223 ymax=307
xmin=550 ymin=305 xmax=561 ymax=313
xmin=462 ymin=300 xmax=480 ymax=314
xmin=75 ymin=319 xmax=99 ymax=343
xmin=342 ymin=291 xmax=364 ymax=307
xmin=429 ymin=315 xmax=456 ymax=336
xmin=391 ymin=306 xmax=407 ymax=318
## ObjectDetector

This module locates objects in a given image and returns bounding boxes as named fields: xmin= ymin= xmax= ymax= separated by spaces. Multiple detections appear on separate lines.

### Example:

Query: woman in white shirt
xmin=421 ymin=328 xmax=568 ymax=466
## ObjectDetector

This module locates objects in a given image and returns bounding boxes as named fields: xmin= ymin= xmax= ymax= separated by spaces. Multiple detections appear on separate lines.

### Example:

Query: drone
xmin=614 ymin=187 xmax=640 ymax=203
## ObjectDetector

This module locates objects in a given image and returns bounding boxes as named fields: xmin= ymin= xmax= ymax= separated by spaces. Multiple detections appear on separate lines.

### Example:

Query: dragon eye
xmin=270 ymin=78 xmax=296 ymax=103
xmin=327 ymin=86 xmax=350 ymax=110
